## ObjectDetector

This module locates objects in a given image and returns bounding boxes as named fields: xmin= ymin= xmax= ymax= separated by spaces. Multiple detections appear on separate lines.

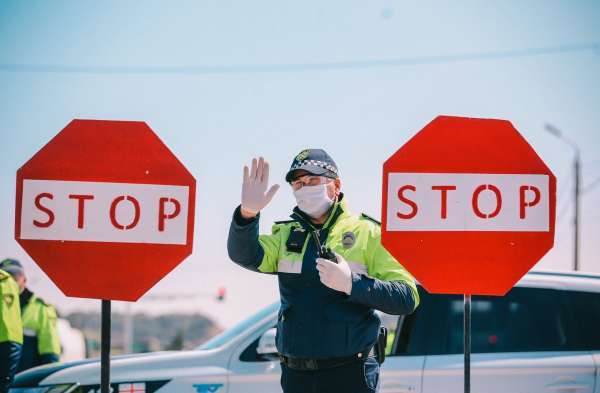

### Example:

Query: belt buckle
xmin=304 ymin=359 xmax=318 ymax=370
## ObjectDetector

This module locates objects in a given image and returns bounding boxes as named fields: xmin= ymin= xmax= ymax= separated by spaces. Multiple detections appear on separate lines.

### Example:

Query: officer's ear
xmin=16 ymin=273 xmax=26 ymax=293
xmin=333 ymin=178 xmax=341 ymax=198
xmin=326 ymin=177 xmax=341 ymax=200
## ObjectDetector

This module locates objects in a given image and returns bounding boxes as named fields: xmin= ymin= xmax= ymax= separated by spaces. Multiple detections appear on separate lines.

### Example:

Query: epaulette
xmin=274 ymin=220 xmax=295 ymax=225
xmin=360 ymin=213 xmax=381 ymax=226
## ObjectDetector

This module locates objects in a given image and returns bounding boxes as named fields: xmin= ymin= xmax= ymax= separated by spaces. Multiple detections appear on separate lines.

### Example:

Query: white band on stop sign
xmin=20 ymin=180 xmax=189 ymax=244
xmin=386 ymin=173 xmax=549 ymax=231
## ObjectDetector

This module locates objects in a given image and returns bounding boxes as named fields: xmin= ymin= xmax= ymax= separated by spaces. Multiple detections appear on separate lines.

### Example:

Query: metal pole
xmin=101 ymin=300 xmax=111 ymax=393
xmin=573 ymin=153 xmax=580 ymax=271
xmin=464 ymin=294 xmax=471 ymax=393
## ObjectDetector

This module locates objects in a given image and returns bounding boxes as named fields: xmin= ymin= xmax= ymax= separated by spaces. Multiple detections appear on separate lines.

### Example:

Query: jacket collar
xmin=20 ymin=287 xmax=34 ymax=309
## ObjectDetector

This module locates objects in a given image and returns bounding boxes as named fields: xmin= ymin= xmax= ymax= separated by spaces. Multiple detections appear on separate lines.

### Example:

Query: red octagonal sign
xmin=15 ymin=120 xmax=196 ymax=301
xmin=382 ymin=116 xmax=556 ymax=296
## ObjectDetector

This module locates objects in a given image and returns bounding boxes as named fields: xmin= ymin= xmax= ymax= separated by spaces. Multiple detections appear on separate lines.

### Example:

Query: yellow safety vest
xmin=22 ymin=294 xmax=61 ymax=355
xmin=0 ymin=269 xmax=23 ymax=344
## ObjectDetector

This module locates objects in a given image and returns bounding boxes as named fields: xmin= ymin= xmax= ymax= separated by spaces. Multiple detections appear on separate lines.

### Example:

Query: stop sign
xmin=382 ymin=116 xmax=556 ymax=296
xmin=15 ymin=120 xmax=196 ymax=301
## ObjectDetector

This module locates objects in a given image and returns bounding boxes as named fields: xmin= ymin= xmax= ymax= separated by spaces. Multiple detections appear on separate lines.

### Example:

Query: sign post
xmin=15 ymin=119 xmax=196 ymax=392
xmin=464 ymin=294 xmax=471 ymax=393
xmin=382 ymin=116 xmax=556 ymax=392
xmin=101 ymin=300 xmax=111 ymax=393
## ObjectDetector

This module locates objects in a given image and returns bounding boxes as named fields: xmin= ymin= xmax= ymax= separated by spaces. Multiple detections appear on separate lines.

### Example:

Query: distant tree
xmin=66 ymin=312 xmax=221 ymax=354
xmin=167 ymin=330 xmax=184 ymax=350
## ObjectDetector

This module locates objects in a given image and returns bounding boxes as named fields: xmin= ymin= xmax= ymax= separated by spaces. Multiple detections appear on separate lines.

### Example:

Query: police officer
xmin=0 ymin=266 xmax=22 ymax=393
xmin=0 ymin=259 xmax=61 ymax=372
xmin=227 ymin=150 xmax=419 ymax=393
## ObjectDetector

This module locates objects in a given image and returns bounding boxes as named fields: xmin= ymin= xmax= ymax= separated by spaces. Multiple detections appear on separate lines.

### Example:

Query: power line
xmin=0 ymin=42 xmax=598 ymax=75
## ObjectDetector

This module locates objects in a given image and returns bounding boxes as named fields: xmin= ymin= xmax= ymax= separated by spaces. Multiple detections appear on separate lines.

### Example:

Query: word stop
xmin=19 ymin=180 xmax=190 ymax=245
xmin=386 ymin=173 xmax=550 ymax=232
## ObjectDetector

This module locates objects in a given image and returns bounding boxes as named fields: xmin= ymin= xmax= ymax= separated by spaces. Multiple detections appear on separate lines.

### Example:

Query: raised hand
xmin=241 ymin=157 xmax=280 ymax=218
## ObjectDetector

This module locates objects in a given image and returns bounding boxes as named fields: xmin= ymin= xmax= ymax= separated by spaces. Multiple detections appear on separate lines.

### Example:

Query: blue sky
xmin=1 ymin=1 xmax=599 ymax=328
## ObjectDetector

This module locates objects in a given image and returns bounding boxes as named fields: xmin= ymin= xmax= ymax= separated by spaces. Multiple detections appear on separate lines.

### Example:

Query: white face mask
xmin=293 ymin=184 xmax=334 ymax=218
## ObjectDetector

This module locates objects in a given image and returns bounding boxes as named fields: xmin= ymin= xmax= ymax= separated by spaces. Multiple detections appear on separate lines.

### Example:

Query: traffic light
xmin=216 ymin=286 xmax=226 ymax=302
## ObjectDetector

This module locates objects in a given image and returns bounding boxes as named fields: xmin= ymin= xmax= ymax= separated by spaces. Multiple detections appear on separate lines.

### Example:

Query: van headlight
xmin=10 ymin=385 xmax=74 ymax=393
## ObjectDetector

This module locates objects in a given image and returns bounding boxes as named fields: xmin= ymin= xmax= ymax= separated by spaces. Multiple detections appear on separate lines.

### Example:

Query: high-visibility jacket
xmin=17 ymin=289 xmax=61 ymax=372
xmin=0 ymin=269 xmax=22 ymax=345
xmin=228 ymin=194 xmax=419 ymax=358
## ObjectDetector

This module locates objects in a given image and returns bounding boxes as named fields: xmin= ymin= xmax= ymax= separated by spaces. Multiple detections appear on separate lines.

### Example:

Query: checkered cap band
xmin=291 ymin=159 xmax=338 ymax=175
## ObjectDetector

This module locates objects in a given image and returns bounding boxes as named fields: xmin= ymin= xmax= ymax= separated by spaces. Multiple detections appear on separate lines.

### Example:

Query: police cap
xmin=285 ymin=148 xmax=339 ymax=182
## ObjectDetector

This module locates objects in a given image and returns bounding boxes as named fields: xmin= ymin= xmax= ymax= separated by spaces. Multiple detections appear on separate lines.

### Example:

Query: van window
xmin=563 ymin=290 xmax=600 ymax=350
xmin=394 ymin=286 xmax=583 ymax=355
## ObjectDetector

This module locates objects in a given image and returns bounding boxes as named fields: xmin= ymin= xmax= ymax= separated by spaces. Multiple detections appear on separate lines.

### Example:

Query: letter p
xmin=159 ymin=197 xmax=181 ymax=232
xmin=519 ymin=185 xmax=541 ymax=219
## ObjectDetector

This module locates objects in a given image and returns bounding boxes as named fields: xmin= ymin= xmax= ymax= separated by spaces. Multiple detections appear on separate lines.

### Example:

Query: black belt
xmin=279 ymin=347 xmax=375 ymax=371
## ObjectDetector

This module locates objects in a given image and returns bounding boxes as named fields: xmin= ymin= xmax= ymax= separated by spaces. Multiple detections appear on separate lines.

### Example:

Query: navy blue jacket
xmin=228 ymin=197 xmax=418 ymax=358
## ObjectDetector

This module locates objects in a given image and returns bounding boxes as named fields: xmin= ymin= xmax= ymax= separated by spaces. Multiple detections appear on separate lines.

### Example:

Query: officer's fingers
xmin=318 ymin=273 xmax=327 ymax=284
xmin=317 ymin=258 xmax=335 ymax=268
xmin=262 ymin=160 xmax=270 ymax=183
xmin=257 ymin=157 xmax=265 ymax=181
xmin=317 ymin=261 xmax=335 ymax=278
xmin=318 ymin=269 xmax=328 ymax=281
xmin=316 ymin=266 xmax=330 ymax=280
xmin=250 ymin=158 xmax=258 ymax=180
xmin=243 ymin=165 xmax=249 ymax=183
xmin=265 ymin=184 xmax=280 ymax=203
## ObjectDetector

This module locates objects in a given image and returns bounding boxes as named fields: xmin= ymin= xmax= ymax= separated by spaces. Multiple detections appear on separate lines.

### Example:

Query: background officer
xmin=227 ymin=149 xmax=419 ymax=393
xmin=0 ymin=266 xmax=22 ymax=393
xmin=0 ymin=259 xmax=61 ymax=372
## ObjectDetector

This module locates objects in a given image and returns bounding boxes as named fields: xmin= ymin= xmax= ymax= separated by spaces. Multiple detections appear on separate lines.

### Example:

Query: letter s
xmin=397 ymin=185 xmax=418 ymax=219
xmin=33 ymin=193 xmax=55 ymax=228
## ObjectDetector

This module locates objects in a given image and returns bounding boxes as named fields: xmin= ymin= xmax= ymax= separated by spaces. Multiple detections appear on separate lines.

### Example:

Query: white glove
xmin=316 ymin=253 xmax=352 ymax=295
xmin=241 ymin=157 xmax=280 ymax=216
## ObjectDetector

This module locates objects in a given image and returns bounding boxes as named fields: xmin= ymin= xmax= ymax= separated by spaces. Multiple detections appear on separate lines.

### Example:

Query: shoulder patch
xmin=360 ymin=213 xmax=381 ymax=226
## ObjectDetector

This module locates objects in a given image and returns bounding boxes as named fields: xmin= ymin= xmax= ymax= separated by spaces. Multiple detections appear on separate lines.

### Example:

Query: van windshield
xmin=197 ymin=302 xmax=279 ymax=350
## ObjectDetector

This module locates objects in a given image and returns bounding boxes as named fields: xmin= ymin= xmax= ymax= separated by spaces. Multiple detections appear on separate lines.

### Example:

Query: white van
xmin=11 ymin=271 xmax=600 ymax=393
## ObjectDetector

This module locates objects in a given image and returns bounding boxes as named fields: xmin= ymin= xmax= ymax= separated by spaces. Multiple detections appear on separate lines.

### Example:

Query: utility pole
xmin=545 ymin=124 xmax=580 ymax=271
xmin=573 ymin=150 xmax=580 ymax=271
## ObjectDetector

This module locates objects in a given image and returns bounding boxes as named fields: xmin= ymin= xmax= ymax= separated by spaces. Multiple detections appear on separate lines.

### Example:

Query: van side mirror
xmin=256 ymin=328 xmax=279 ymax=360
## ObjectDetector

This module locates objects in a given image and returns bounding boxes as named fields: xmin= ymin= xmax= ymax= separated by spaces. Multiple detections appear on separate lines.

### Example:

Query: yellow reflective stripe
xmin=278 ymin=259 xmax=367 ymax=275
xmin=23 ymin=328 xmax=36 ymax=337
xmin=278 ymin=259 xmax=302 ymax=274
xmin=347 ymin=261 xmax=369 ymax=276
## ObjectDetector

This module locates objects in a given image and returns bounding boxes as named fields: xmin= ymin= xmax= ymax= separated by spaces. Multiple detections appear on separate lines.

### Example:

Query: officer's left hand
xmin=316 ymin=253 xmax=352 ymax=295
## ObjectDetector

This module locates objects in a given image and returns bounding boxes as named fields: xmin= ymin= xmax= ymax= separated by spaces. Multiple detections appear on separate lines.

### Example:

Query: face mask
xmin=293 ymin=184 xmax=334 ymax=218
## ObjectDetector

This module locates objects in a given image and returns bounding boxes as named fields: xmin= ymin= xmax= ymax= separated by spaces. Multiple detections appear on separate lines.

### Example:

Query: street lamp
xmin=544 ymin=123 xmax=581 ymax=271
